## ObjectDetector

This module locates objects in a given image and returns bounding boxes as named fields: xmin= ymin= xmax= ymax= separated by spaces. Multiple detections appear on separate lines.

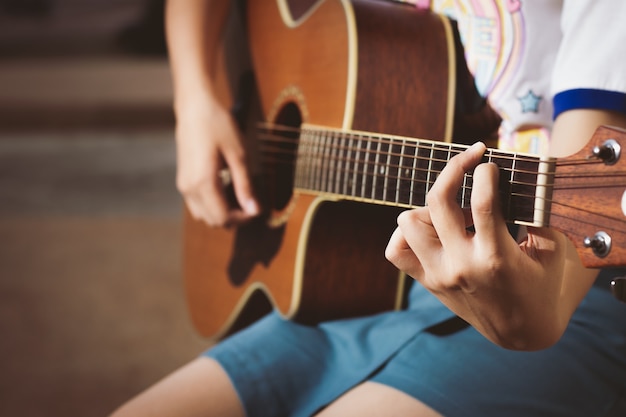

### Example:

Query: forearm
xmin=165 ymin=0 xmax=231 ymax=110
xmin=165 ymin=0 xmax=258 ymax=225
xmin=507 ymin=109 xmax=626 ymax=348
xmin=547 ymin=109 xmax=626 ymax=331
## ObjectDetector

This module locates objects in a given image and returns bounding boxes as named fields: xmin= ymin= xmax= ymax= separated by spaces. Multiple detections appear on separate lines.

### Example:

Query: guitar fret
xmin=299 ymin=129 xmax=307 ymax=189
xmin=409 ymin=141 xmax=418 ymax=206
xmin=390 ymin=139 xmax=397 ymax=203
xmin=411 ymin=142 xmax=429 ymax=206
xmin=432 ymin=143 xmax=450 ymax=201
xmin=355 ymin=134 xmax=366 ymax=199
xmin=309 ymin=130 xmax=317 ymax=191
xmin=351 ymin=134 xmax=361 ymax=197
xmin=450 ymin=144 xmax=467 ymax=207
xmin=509 ymin=153 xmax=516 ymax=221
xmin=382 ymin=139 xmax=391 ymax=202
xmin=335 ymin=132 xmax=345 ymax=194
xmin=331 ymin=131 xmax=339 ymax=194
xmin=313 ymin=130 xmax=322 ymax=190
xmin=398 ymin=139 xmax=415 ymax=206
xmin=335 ymin=133 xmax=346 ymax=194
xmin=343 ymin=133 xmax=351 ymax=196
xmin=372 ymin=137 xmax=382 ymax=200
xmin=299 ymin=129 xmax=311 ymax=189
xmin=426 ymin=142 xmax=434 ymax=198
xmin=326 ymin=131 xmax=335 ymax=193
xmin=509 ymin=153 xmax=540 ymax=224
xmin=342 ymin=133 xmax=350 ymax=196
xmin=294 ymin=130 xmax=304 ymax=188
xmin=311 ymin=130 xmax=320 ymax=191
xmin=396 ymin=139 xmax=405 ymax=204
xmin=304 ymin=130 xmax=313 ymax=190
xmin=306 ymin=130 xmax=314 ymax=190
xmin=320 ymin=129 xmax=330 ymax=193
xmin=361 ymin=135 xmax=372 ymax=199
xmin=317 ymin=129 xmax=324 ymax=192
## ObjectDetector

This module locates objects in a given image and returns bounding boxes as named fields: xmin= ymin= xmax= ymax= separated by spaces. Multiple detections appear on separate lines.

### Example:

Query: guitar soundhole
xmin=266 ymin=102 xmax=302 ymax=211
xmin=226 ymin=102 xmax=302 ymax=287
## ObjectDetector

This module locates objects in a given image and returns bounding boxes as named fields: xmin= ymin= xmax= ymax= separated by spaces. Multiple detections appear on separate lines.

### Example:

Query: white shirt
xmin=417 ymin=0 xmax=626 ymax=153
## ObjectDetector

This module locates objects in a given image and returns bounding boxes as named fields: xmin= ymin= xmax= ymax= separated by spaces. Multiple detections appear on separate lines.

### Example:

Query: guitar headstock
xmin=550 ymin=125 xmax=626 ymax=268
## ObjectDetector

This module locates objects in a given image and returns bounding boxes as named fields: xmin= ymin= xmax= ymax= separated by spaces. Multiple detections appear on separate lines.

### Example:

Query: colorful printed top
xmin=413 ymin=0 xmax=626 ymax=153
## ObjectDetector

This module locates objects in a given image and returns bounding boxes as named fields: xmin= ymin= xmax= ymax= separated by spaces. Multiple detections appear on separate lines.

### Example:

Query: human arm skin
xmin=385 ymin=109 xmax=626 ymax=351
xmin=166 ymin=0 xmax=259 ymax=227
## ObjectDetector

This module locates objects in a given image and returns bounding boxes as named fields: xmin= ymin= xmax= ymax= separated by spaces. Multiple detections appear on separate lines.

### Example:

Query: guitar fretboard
xmin=292 ymin=125 xmax=555 ymax=226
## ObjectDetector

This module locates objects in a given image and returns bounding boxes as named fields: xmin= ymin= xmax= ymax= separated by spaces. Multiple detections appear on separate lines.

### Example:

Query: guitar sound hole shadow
xmin=226 ymin=95 xmax=300 ymax=287
xmin=227 ymin=215 xmax=286 ymax=286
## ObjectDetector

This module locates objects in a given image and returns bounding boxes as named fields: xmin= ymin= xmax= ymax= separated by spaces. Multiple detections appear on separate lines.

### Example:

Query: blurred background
xmin=0 ymin=1 xmax=210 ymax=415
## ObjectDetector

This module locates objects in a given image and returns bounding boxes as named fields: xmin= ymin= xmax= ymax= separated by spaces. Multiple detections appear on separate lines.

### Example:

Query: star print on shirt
xmin=518 ymin=89 xmax=542 ymax=113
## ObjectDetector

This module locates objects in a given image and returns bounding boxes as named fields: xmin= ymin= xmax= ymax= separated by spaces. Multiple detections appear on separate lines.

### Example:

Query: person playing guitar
xmin=111 ymin=1 xmax=626 ymax=416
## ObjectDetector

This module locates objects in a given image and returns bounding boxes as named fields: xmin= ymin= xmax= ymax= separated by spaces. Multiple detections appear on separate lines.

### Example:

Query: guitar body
xmin=184 ymin=0 xmax=460 ymax=340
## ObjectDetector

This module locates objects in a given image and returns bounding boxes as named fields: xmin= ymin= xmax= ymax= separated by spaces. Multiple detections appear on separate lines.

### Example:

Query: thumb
xmin=226 ymin=155 xmax=259 ymax=215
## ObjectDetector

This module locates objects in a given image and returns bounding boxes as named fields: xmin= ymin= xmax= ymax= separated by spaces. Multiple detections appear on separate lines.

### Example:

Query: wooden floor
xmin=0 ymin=132 xmax=210 ymax=416
xmin=0 ymin=3 xmax=213 ymax=413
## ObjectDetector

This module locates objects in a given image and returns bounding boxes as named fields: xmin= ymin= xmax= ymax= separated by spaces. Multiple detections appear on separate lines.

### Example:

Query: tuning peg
xmin=592 ymin=139 xmax=621 ymax=165
xmin=583 ymin=231 xmax=612 ymax=258
xmin=610 ymin=278 xmax=626 ymax=303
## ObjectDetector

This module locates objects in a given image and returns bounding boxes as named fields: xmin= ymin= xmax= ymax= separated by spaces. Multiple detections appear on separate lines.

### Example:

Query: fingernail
xmin=245 ymin=199 xmax=259 ymax=215
xmin=470 ymin=141 xmax=485 ymax=151
xmin=468 ymin=142 xmax=486 ymax=156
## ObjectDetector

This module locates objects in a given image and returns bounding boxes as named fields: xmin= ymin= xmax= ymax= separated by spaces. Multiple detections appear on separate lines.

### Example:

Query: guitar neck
xmin=290 ymin=124 xmax=555 ymax=227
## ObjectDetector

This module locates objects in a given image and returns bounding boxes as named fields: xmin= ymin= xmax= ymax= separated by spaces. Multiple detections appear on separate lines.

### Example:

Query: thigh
xmin=371 ymin=288 xmax=626 ymax=417
xmin=315 ymin=382 xmax=443 ymax=417
xmin=207 ymin=310 xmax=437 ymax=417
xmin=109 ymin=357 xmax=244 ymax=417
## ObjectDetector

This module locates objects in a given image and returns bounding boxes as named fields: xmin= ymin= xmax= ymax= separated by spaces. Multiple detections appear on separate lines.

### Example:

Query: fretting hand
xmin=385 ymin=142 xmax=569 ymax=350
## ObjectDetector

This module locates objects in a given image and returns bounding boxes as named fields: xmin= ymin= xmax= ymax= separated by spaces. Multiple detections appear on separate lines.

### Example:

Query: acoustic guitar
xmin=183 ymin=0 xmax=626 ymax=340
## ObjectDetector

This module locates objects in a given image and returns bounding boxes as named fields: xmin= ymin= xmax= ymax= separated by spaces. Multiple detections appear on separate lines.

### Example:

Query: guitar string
xmin=259 ymin=124 xmax=555 ymax=168
xmin=255 ymin=133 xmax=626 ymax=211
xmin=255 ymin=130 xmax=621 ymax=189
xmin=257 ymin=133 xmax=551 ymax=183
xmin=257 ymin=126 xmax=610 ymax=177
xmin=250 ymin=129 xmax=626 ymax=229
xmin=261 ymin=122 xmax=612 ymax=169
xmin=259 ymin=140 xmax=552 ymax=187
xmin=257 ymin=151 xmax=626 ymax=233
xmin=262 ymin=124 xmax=537 ymax=163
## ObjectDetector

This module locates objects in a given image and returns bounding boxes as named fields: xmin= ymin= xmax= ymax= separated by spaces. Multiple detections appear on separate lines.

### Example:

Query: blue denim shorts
xmin=206 ymin=271 xmax=626 ymax=417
